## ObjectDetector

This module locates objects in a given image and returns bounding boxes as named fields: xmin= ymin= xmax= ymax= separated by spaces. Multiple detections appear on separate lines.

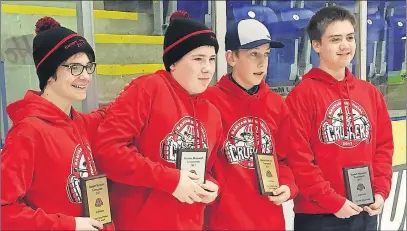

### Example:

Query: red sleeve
xmin=1 ymin=126 xmax=75 ymax=230
xmin=82 ymin=79 xmax=135 ymax=143
xmin=285 ymin=89 xmax=346 ymax=213
xmin=275 ymin=102 xmax=298 ymax=200
xmin=79 ymin=105 xmax=109 ymax=144
xmin=372 ymin=91 xmax=394 ymax=200
xmin=93 ymin=81 xmax=180 ymax=195
xmin=204 ymin=125 xmax=224 ymax=206
xmin=205 ymin=122 xmax=223 ymax=188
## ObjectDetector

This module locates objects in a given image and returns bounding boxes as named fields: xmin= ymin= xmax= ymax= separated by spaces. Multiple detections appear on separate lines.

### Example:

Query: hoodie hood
xmin=302 ymin=67 xmax=355 ymax=87
xmin=303 ymin=67 xmax=356 ymax=136
xmin=214 ymin=74 xmax=272 ymax=154
xmin=7 ymin=90 xmax=75 ymax=124
xmin=216 ymin=73 xmax=270 ymax=100
xmin=156 ymin=70 xmax=207 ymax=149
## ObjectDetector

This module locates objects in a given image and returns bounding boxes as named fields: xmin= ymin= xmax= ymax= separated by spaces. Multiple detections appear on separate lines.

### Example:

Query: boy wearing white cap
xmin=203 ymin=19 xmax=298 ymax=230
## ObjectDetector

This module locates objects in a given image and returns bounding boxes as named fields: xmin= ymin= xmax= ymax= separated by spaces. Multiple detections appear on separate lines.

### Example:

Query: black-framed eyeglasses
xmin=61 ymin=62 xmax=97 ymax=76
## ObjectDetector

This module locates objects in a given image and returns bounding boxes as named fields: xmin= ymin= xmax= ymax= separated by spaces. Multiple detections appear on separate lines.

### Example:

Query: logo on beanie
xmin=64 ymin=39 xmax=86 ymax=50
xmin=161 ymin=116 xmax=208 ymax=163
xmin=319 ymin=100 xmax=371 ymax=148
xmin=66 ymin=144 xmax=97 ymax=203
xmin=224 ymin=117 xmax=273 ymax=169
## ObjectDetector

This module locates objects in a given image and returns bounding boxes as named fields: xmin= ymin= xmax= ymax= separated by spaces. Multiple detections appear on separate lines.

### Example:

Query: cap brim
xmin=239 ymin=39 xmax=285 ymax=49
xmin=270 ymin=40 xmax=285 ymax=48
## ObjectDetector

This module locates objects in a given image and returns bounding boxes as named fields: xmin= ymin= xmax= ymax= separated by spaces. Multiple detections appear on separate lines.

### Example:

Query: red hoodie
xmin=285 ymin=68 xmax=394 ymax=214
xmin=1 ymin=90 xmax=114 ymax=230
xmin=202 ymin=74 xmax=298 ymax=230
xmin=93 ymin=70 xmax=223 ymax=230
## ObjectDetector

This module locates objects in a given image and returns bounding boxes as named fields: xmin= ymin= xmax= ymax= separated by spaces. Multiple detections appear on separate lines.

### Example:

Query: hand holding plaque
xmin=364 ymin=194 xmax=384 ymax=216
xmin=343 ymin=165 xmax=374 ymax=206
xmin=199 ymin=180 xmax=219 ymax=204
xmin=253 ymin=153 xmax=279 ymax=196
xmin=268 ymin=185 xmax=291 ymax=205
xmin=334 ymin=199 xmax=363 ymax=219
xmin=80 ymin=174 xmax=112 ymax=226
xmin=172 ymin=171 xmax=209 ymax=204
xmin=74 ymin=217 xmax=103 ymax=230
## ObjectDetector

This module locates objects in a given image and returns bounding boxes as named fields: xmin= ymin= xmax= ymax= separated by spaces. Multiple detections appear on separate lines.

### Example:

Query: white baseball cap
xmin=225 ymin=19 xmax=284 ymax=51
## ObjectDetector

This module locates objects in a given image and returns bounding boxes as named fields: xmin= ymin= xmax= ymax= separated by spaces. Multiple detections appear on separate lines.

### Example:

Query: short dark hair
xmin=306 ymin=6 xmax=356 ymax=42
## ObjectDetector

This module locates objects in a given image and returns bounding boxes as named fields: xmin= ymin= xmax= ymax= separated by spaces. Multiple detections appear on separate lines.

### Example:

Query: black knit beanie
xmin=163 ymin=10 xmax=219 ymax=71
xmin=32 ymin=16 xmax=95 ymax=91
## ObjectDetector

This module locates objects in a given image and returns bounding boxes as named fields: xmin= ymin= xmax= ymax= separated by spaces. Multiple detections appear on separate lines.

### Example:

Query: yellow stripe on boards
xmin=95 ymin=34 xmax=163 ymax=44
xmin=97 ymin=64 xmax=164 ymax=76
xmin=392 ymin=120 xmax=406 ymax=166
xmin=2 ymin=4 xmax=138 ymax=20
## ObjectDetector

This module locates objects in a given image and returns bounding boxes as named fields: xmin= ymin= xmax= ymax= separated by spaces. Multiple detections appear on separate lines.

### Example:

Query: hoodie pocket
xmin=134 ymin=189 xmax=204 ymax=229
xmin=209 ymin=167 xmax=260 ymax=228
xmin=210 ymin=174 xmax=284 ymax=230
xmin=133 ymin=189 xmax=176 ymax=223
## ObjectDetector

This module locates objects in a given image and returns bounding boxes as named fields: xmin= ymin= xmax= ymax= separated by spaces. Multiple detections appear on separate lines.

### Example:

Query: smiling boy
xmin=203 ymin=19 xmax=298 ymax=230
xmin=285 ymin=6 xmax=394 ymax=231
xmin=92 ymin=11 xmax=223 ymax=230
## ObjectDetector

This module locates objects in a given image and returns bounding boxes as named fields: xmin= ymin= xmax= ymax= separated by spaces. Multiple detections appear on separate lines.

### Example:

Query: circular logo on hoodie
xmin=224 ymin=117 xmax=273 ymax=168
xmin=161 ymin=116 xmax=208 ymax=163
xmin=319 ymin=99 xmax=371 ymax=148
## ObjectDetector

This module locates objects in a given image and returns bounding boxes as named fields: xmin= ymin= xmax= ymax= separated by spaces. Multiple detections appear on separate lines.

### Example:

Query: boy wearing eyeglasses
xmin=2 ymin=17 xmax=113 ymax=231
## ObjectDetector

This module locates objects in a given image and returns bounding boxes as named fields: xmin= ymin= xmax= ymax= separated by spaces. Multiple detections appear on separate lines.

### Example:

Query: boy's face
xmin=46 ymin=52 xmax=93 ymax=101
xmin=312 ymin=20 xmax=356 ymax=70
xmin=170 ymin=46 xmax=216 ymax=95
xmin=226 ymin=43 xmax=270 ymax=88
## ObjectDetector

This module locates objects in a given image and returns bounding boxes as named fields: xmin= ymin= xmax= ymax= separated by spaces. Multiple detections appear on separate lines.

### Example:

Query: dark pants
xmin=294 ymin=213 xmax=378 ymax=231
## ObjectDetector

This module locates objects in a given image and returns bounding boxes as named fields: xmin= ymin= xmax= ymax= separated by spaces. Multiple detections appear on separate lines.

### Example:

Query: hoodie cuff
xmin=374 ymin=190 xmax=389 ymax=201
xmin=154 ymin=167 xmax=181 ymax=195
xmin=315 ymin=191 xmax=347 ymax=214
xmin=55 ymin=214 xmax=76 ymax=231
xmin=286 ymin=183 xmax=298 ymax=201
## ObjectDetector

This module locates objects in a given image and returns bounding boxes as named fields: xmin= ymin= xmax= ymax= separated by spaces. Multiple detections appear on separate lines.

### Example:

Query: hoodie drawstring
xmin=254 ymin=117 xmax=262 ymax=153
xmin=345 ymin=80 xmax=356 ymax=134
xmin=248 ymin=98 xmax=262 ymax=154
xmin=336 ymin=80 xmax=355 ymax=137
xmin=190 ymin=99 xmax=201 ymax=149
xmin=72 ymin=120 xmax=97 ymax=176
xmin=337 ymin=83 xmax=348 ymax=136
